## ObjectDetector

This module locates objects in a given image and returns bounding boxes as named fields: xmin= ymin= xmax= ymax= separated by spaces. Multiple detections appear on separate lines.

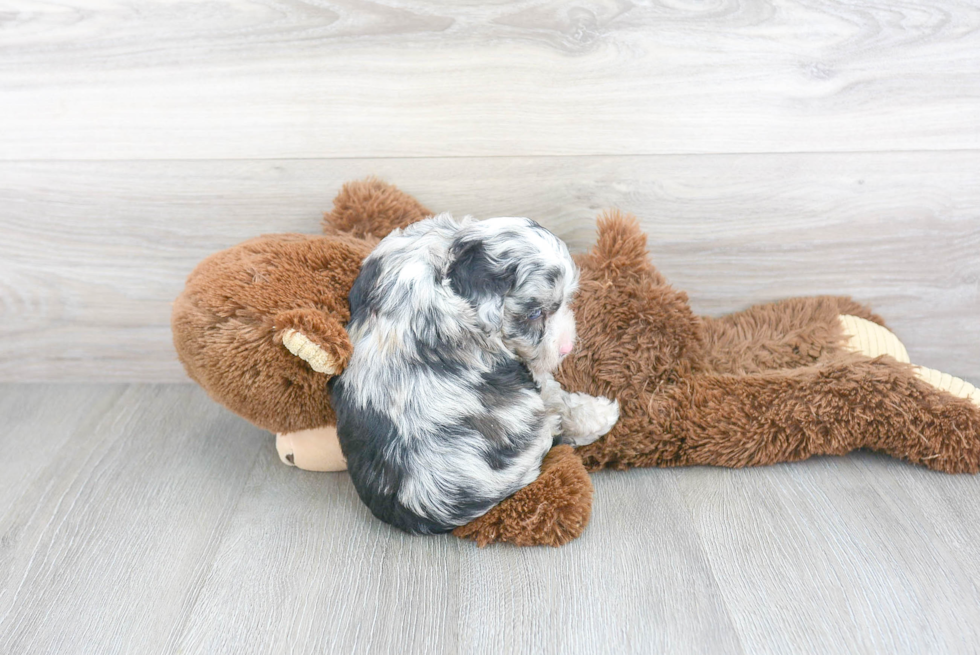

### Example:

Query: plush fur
xmin=332 ymin=214 xmax=615 ymax=534
xmin=172 ymin=179 xmax=429 ymax=434
xmin=451 ymin=444 xmax=593 ymax=547
xmin=173 ymin=180 xmax=980 ymax=549
xmin=553 ymin=212 xmax=980 ymax=474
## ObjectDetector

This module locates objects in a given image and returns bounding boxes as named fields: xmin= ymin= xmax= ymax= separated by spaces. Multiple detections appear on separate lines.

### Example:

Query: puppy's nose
xmin=559 ymin=340 xmax=574 ymax=357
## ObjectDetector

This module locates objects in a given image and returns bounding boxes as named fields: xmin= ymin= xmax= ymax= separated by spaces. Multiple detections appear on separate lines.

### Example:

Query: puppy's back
xmin=330 ymin=381 xmax=457 ymax=534
xmin=334 ymin=373 xmax=546 ymax=534
xmin=333 ymin=215 xmax=552 ymax=534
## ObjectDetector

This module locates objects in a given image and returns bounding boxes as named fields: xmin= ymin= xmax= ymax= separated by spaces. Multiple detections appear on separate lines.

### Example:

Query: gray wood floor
xmin=2 ymin=383 xmax=980 ymax=655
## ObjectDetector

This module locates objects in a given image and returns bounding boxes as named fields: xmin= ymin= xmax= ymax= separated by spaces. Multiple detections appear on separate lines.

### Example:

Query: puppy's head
xmin=445 ymin=217 xmax=579 ymax=377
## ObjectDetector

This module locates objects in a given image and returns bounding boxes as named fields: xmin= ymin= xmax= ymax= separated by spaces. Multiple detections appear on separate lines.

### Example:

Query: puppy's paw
xmin=560 ymin=394 xmax=619 ymax=446
xmin=590 ymin=396 xmax=620 ymax=437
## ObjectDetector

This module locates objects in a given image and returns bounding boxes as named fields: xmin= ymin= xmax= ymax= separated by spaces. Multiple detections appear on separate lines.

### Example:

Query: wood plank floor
xmin=2 ymin=383 xmax=980 ymax=654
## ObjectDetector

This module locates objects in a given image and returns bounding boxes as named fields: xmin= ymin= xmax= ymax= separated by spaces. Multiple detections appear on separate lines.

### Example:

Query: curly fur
xmin=332 ymin=214 xmax=617 ymax=534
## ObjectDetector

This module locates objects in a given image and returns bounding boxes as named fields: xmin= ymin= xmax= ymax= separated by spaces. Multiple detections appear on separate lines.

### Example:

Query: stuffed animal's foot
xmin=839 ymin=315 xmax=979 ymax=406
xmin=276 ymin=426 xmax=347 ymax=472
xmin=452 ymin=445 xmax=593 ymax=547
xmin=839 ymin=314 xmax=911 ymax=362
xmin=914 ymin=366 xmax=980 ymax=406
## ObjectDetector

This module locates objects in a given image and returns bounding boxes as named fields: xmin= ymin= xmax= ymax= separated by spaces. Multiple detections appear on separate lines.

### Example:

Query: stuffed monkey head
xmin=172 ymin=179 xmax=432 ymax=469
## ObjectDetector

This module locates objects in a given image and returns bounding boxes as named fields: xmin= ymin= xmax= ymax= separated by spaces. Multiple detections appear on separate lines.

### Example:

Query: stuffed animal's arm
xmin=700 ymin=296 xmax=887 ymax=375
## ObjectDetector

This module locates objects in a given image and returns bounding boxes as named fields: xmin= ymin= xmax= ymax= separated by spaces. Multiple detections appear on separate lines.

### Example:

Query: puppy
xmin=331 ymin=214 xmax=619 ymax=534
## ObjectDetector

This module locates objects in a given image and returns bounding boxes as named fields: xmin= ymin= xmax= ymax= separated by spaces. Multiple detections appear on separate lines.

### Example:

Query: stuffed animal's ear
xmin=274 ymin=309 xmax=353 ymax=376
xmin=445 ymin=238 xmax=515 ymax=331
xmin=323 ymin=177 xmax=433 ymax=240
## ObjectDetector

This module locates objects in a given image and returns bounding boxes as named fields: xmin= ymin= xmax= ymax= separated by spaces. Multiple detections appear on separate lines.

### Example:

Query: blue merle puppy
xmin=331 ymin=214 xmax=619 ymax=534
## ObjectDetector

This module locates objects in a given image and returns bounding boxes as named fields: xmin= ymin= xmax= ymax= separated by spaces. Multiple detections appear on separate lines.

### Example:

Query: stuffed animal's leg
xmin=452 ymin=445 xmax=593 ymax=547
xmin=914 ymin=367 xmax=980 ymax=405
xmin=840 ymin=314 xmax=980 ymax=404
xmin=701 ymin=296 xmax=887 ymax=374
xmin=576 ymin=357 xmax=980 ymax=474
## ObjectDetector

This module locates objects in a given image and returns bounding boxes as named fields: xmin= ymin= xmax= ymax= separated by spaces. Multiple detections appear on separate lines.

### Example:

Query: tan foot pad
xmin=276 ymin=426 xmax=347 ymax=472
xmin=839 ymin=315 xmax=979 ymax=406
xmin=281 ymin=329 xmax=339 ymax=375
xmin=839 ymin=315 xmax=911 ymax=363
xmin=914 ymin=366 xmax=980 ymax=406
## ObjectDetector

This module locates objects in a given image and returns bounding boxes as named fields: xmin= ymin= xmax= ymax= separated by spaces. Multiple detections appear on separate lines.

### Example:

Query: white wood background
xmin=1 ymin=0 xmax=978 ymax=382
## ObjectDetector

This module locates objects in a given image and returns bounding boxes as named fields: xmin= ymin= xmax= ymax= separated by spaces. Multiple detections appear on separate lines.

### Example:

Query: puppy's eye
xmin=526 ymin=309 xmax=543 ymax=321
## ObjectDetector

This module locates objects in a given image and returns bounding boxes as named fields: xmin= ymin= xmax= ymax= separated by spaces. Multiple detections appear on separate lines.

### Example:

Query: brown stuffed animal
xmin=173 ymin=180 xmax=980 ymax=548
xmin=456 ymin=211 xmax=980 ymax=545
xmin=172 ymin=179 xmax=431 ymax=471
xmin=173 ymin=179 xmax=595 ymax=545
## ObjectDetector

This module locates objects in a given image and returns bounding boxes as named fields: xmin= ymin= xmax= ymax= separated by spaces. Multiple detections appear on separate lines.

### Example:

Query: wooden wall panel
xmin=1 ymin=0 xmax=979 ymax=159
xmin=2 ymin=153 xmax=977 ymax=381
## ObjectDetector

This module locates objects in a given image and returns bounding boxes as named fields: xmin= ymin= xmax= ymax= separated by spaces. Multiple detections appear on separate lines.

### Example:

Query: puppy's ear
xmin=446 ymin=238 xmax=515 ymax=331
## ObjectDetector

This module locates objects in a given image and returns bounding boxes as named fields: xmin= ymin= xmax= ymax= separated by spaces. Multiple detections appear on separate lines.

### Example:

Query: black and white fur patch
xmin=332 ymin=214 xmax=619 ymax=535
